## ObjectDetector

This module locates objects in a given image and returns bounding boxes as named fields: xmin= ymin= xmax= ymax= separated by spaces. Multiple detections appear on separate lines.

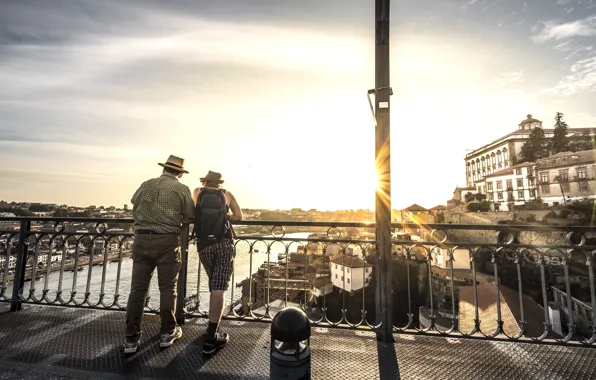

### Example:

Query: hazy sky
xmin=1 ymin=0 xmax=596 ymax=210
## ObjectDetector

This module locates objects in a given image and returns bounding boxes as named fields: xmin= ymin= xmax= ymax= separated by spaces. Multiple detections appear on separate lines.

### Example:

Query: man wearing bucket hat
xmin=123 ymin=155 xmax=195 ymax=354
xmin=192 ymin=170 xmax=242 ymax=355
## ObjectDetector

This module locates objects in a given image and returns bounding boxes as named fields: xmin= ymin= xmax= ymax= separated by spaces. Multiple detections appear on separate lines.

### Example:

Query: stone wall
xmin=442 ymin=210 xmax=566 ymax=245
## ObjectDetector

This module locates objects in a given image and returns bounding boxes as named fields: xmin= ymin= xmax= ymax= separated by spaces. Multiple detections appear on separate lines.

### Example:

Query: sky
xmin=1 ymin=0 xmax=596 ymax=211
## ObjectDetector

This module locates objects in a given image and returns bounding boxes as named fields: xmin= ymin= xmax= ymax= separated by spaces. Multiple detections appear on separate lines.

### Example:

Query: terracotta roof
xmin=403 ymin=204 xmax=428 ymax=212
xmin=511 ymin=162 xmax=535 ymax=169
xmin=483 ymin=168 xmax=514 ymax=178
xmin=430 ymin=205 xmax=447 ymax=210
xmin=455 ymin=186 xmax=476 ymax=191
xmin=458 ymin=283 xmax=550 ymax=338
xmin=330 ymin=256 xmax=373 ymax=268
xmin=313 ymin=277 xmax=332 ymax=287
xmin=537 ymin=149 xmax=596 ymax=168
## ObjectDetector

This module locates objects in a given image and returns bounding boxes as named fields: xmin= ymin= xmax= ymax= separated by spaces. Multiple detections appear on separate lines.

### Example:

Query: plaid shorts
xmin=198 ymin=239 xmax=235 ymax=292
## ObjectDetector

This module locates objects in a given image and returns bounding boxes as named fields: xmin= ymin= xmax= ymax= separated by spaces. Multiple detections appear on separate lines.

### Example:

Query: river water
xmin=7 ymin=233 xmax=312 ymax=311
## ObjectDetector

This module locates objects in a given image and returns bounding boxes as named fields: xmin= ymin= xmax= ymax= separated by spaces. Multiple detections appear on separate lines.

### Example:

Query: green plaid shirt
xmin=131 ymin=173 xmax=195 ymax=234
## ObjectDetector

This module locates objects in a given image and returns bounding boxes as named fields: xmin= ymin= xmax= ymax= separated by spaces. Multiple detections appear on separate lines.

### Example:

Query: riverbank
xmin=4 ymin=253 xmax=129 ymax=283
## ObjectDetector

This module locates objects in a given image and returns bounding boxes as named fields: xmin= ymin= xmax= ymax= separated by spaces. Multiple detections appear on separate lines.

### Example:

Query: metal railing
xmin=1 ymin=216 xmax=595 ymax=346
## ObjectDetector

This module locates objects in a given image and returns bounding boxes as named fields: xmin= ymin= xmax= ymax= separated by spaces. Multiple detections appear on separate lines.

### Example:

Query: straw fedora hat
xmin=158 ymin=155 xmax=189 ymax=173
xmin=200 ymin=170 xmax=224 ymax=183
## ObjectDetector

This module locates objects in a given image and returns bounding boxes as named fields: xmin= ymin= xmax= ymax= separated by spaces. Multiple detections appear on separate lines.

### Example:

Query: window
xmin=558 ymin=170 xmax=569 ymax=182
xmin=347 ymin=278 xmax=350 ymax=284
xmin=506 ymin=180 xmax=513 ymax=190
xmin=497 ymin=181 xmax=502 ymax=190
xmin=341 ymin=276 xmax=344 ymax=281
xmin=515 ymin=168 xmax=521 ymax=175
xmin=487 ymin=182 xmax=493 ymax=191
xmin=505 ymin=160 xmax=509 ymax=167
xmin=578 ymin=167 xmax=587 ymax=179
xmin=335 ymin=274 xmax=338 ymax=279
xmin=517 ymin=179 xmax=523 ymax=188
xmin=529 ymin=178 xmax=535 ymax=186
xmin=365 ymin=268 xmax=369 ymax=273
xmin=579 ymin=181 xmax=589 ymax=192
xmin=518 ymin=190 xmax=524 ymax=199
xmin=335 ymin=264 xmax=338 ymax=269
xmin=530 ymin=189 xmax=536 ymax=198
xmin=541 ymin=184 xmax=550 ymax=194
xmin=540 ymin=172 xmax=549 ymax=184
xmin=527 ymin=167 xmax=534 ymax=175
xmin=498 ymin=193 xmax=503 ymax=200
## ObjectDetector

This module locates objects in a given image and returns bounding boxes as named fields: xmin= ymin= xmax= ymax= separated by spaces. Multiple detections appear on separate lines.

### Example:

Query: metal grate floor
xmin=0 ymin=304 xmax=594 ymax=379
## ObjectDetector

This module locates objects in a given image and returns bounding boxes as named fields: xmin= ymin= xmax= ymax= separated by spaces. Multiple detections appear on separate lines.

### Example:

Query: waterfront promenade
xmin=0 ymin=303 xmax=595 ymax=379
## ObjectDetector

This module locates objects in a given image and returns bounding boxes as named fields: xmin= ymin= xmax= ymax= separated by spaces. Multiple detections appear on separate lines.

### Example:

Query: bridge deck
xmin=0 ymin=304 xmax=594 ymax=379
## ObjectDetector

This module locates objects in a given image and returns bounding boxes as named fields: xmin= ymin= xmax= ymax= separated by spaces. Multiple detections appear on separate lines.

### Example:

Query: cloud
xmin=492 ymin=70 xmax=525 ymax=88
xmin=532 ymin=15 xmax=596 ymax=42
xmin=547 ymin=55 xmax=596 ymax=95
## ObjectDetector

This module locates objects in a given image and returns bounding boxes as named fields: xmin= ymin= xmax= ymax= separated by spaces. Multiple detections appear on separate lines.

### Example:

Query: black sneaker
xmin=202 ymin=332 xmax=229 ymax=355
xmin=159 ymin=326 xmax=183 ymax=348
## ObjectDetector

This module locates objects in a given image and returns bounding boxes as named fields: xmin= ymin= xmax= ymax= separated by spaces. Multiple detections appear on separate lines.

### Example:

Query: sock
xmin=206 ymin=322 xmax=218 ymax=339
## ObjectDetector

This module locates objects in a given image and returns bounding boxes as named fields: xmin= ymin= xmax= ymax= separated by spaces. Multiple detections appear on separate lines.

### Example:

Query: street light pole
xmin=374 ymin=0 xmax=393 ymax=343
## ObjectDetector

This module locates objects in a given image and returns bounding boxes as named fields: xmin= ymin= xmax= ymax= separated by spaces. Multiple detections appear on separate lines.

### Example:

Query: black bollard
xmin=270 ymin=307 xmax=311 ymax=380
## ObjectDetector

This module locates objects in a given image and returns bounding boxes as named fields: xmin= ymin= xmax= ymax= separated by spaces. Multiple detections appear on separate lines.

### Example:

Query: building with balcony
xmin=535 ymin=149 xmax=596 ymax=206
xmin=330 ymin=256 xmax=373 ymax=292
xmin=464 ymin=114 xmax=592 ymax=188
xmin=479 ymin=161 xmax=537 ymax=211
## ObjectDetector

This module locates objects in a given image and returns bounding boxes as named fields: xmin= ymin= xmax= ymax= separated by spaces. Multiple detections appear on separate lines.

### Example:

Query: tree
xmin=520 ymin=127 xmax=548 ymax=163
xmin=465 ymin=192 xmax=486 ymax=202
xmin=553 ymin=175 xmax=568 ymax=205
xmin=53 ymin=207 xmax=70 ymax=217
xmin=568 ymin=131 xmax=595 ymax=152
xmin=551 ymin=112 xmax=569 ymax=154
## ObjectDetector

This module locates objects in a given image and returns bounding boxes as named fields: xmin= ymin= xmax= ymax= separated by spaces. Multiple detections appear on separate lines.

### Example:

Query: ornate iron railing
xmin=1 ymin=217 xmax=594 ymax=346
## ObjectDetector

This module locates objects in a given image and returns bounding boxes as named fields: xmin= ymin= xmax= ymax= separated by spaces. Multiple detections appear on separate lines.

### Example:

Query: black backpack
xmin=194 ymin=188 xmax=229 ymax=242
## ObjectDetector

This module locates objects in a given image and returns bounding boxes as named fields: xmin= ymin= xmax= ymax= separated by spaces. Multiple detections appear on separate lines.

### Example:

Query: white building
xmin=312 ymin=277 xmax=333 ymax=297
xmin=330 ymin=256 xmax=373 ymax=292
xmin=465 ymin=114 xmax=592 ymax=188
xmin=0 ymin=255 xmax=17 ymax=270
xmin=482 ymin=162 xmax=538 ymax=211
xmin=431 ymin=247 xmax=471 ymax=270
xmin=535 ymin=149 xmax=596 ymax=206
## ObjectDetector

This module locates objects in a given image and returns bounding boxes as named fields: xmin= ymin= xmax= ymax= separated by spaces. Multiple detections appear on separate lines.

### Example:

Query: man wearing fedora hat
xmin=123 ymin=155 xmax=195 ymax=354
xmin=192 ymin=170 xmax=242 ymax=355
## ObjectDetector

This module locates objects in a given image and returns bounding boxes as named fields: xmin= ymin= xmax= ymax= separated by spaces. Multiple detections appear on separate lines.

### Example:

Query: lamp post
xmin=373 ymin=0 xmax=393 ymax=343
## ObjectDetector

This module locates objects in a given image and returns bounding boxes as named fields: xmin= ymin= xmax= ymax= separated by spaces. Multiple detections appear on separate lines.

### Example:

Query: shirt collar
xmin=161 ymin=172 xmax=179 ymax=181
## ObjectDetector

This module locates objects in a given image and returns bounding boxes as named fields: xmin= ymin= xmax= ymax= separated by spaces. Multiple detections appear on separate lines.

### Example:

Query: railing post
xmin=11 ymin=220 xmax=30 ymax=312
xmin=374 ymin=0 xmax=394 ymax=343
xmin=176 ymin=224 xmax=189 ymax=325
